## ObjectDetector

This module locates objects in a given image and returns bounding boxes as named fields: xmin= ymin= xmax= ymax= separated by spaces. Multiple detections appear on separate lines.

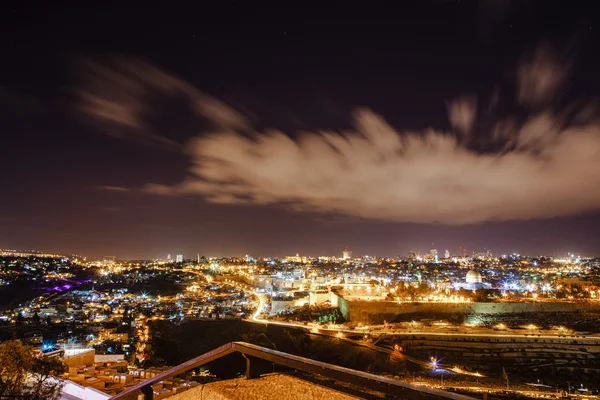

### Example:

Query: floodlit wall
xmin=309 ymin=291 xmax=330 ymax=305
xmin=64 ymin=349 xmax=95 ymax=367
xmin=94 ymin=354 xmax=125 ymax=363
xmin=271 ymin=299 xmax=296 ymax=314
xmin=335 ymin=294 xmax=600 ymax=323
xmin=270 ymin=297 xmax=309 ymax=314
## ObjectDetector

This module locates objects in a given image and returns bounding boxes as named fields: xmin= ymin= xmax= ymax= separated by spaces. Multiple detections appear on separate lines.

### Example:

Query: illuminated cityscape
xmin=1 ymin=247 xmax=600 ymax=398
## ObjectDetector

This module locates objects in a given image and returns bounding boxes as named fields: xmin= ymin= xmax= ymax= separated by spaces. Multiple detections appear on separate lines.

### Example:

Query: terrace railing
xmin=111 ymin=341 xmax=475 ymax=400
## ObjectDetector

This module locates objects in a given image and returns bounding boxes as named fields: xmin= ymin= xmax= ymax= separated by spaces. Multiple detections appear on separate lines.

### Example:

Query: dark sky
xmin=2 ymin=1 xmax=600 ymax=259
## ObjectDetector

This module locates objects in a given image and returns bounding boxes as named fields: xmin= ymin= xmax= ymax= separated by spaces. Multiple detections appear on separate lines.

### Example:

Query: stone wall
xmin=94 ymin=354 xmax=125 ymax=363
xmin=64 ymin=349 xmax=95 ymax=367
xmin=271 ymin=296 xmax=310 ymax=315
xmin=336 ymin=295 xmax=600 ymax=323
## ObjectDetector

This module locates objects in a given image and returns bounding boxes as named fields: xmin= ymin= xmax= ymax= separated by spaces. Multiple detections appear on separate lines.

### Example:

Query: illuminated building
xmin=342 ymin=248 xmax=352 ymax=260
xmin=176 ymin=254 xmax=183 ymax=263
xmin=284 ymin=254 xmax=308 ymax=264
xmin=454 ymin=269 xmax=490 ymax=290
xmin=430 ymin=248 xmax=438 ymax=262
xmin=466 ymin=270 xmax=482 ymax=284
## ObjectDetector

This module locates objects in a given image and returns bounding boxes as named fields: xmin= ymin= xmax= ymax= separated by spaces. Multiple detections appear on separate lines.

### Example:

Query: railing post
xmin=243 ymin=354 xmax=272 ymax=379
xmin=140 ymin=384 xmax=153 ymax=400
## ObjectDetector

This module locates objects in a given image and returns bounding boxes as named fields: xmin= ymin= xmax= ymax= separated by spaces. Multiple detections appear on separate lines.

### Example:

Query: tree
xmin=417 ymin=283 xmax=431 ymax=296
xmin=475 ymin=288 xmax=494 ymax=302
xmin=32 ymin=312 xmax=40 ymax=325
xmin=0 ymin=340 xmax=30 ymax=397
xmin=457 ymin=288 xmax=474 ymax=300
xmin=0 ymin=340 xmax=66 ymax=400
xmin=29 ymin=356 xmax=67 ymax=399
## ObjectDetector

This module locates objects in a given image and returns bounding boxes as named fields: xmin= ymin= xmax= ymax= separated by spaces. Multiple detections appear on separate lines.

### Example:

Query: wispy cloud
xmin=447 ymin=95 xmax=477 ymax=136
xmin=75 ymin=58 xmax=249 ymax=149
xmin=80 ymin=47 xmax=600 ymax=224
xmin=517 ymin=44 xmax=570 ymax=107
xmin=96 ymin=185 xmax=131 ymax=193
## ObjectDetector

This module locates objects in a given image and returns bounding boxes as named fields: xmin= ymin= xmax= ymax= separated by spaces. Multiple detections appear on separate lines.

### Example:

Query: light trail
xmin=252 ymin=292 xmax=267 ymax=322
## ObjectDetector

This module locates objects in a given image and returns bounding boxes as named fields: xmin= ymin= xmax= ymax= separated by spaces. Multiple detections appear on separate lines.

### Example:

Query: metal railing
xmin=111 ymin=341 xmax=475 ymax=400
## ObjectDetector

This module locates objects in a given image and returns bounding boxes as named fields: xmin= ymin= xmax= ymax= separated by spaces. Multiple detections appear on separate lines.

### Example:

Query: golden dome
xmin=465 ymin=270 xmax=482 ymax=284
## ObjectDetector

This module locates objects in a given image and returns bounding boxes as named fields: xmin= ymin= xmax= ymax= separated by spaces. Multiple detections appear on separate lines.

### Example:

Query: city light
xmin=430 ymin=357 xmax=438 ymax=370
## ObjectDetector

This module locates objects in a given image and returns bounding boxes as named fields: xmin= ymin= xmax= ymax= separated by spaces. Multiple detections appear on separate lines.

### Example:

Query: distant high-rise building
xmin=430 ymin=248 xmax=438 ymax=262
xmin=342 ymin=248 xmax=352 ymax=260
xmin=176 ymin=254 xmax=183 ymax=263
xmin=408 ymin=251 xmax=417 ymax=261
xmin=444 ymin=249 xmax=450 ymax=259
xmin=167 ymin=254 xmax=172 ymax=261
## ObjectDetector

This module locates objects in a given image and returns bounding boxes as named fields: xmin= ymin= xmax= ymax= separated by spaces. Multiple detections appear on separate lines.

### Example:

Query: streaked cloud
xmin=75 ymin=58 xmax=249 ymax=148
xmin=517 ymin=44 xmax=569 ymax=107
xmin=81 ymin=48 xmax=600 ymax=224
xmin=96 ymin=185 xmax=131 ymax=193
xmin=447 ymin=96 xmax=477 ymax=136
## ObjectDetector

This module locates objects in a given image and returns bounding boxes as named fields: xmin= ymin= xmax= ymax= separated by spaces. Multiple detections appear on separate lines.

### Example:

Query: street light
xmin=431 ymin=357 xmax=438 ymax=370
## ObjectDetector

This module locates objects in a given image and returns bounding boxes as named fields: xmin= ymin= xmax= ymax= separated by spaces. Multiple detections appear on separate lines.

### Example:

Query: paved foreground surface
xmin=170 ymin=373 xmax=361 ymax=400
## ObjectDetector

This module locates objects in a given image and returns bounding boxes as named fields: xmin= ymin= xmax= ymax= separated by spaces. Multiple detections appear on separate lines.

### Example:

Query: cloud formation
xmin=78 ymin=49 xmax=600 ymax=224
xmin=447 ymin=96 xmax=477 ymax=136
xmin=97 ymin=185 xmax=131 ymax=193
xmin=517 ymin=44 xmax=569 ymax=107
xmin=76 ymin=58 xmax=248 ymax=148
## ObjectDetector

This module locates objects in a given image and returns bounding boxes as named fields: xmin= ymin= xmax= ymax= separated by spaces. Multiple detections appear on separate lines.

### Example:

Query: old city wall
xmin=63 ymin=349 xmax=96 ymax=367
xmin=336 ymin=295 xmax=600 ymax=323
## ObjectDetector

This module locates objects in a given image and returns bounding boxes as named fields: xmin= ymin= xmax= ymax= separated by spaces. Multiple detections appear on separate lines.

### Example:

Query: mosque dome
xmin=465 ymin=270 xmax=482 ymax=284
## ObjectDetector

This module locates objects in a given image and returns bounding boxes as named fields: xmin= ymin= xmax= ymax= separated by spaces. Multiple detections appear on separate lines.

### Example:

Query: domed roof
xmin=465 ymin=269 xmax=482 ymax=284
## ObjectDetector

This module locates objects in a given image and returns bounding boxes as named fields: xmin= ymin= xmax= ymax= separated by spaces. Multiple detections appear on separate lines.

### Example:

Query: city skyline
xmin=0 ymin=244 xmax=592 ymax=261
xmin=3 ymin=2 xmax=600 ymax=259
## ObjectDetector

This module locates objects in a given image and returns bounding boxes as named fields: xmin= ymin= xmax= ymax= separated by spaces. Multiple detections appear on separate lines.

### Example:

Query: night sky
xmin=3 ymin=1 xmax=600 ymax=259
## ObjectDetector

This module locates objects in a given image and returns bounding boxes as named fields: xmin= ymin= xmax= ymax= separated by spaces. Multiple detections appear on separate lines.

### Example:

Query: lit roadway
xmin=251 ymin=291 xmax=268 ymax=322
